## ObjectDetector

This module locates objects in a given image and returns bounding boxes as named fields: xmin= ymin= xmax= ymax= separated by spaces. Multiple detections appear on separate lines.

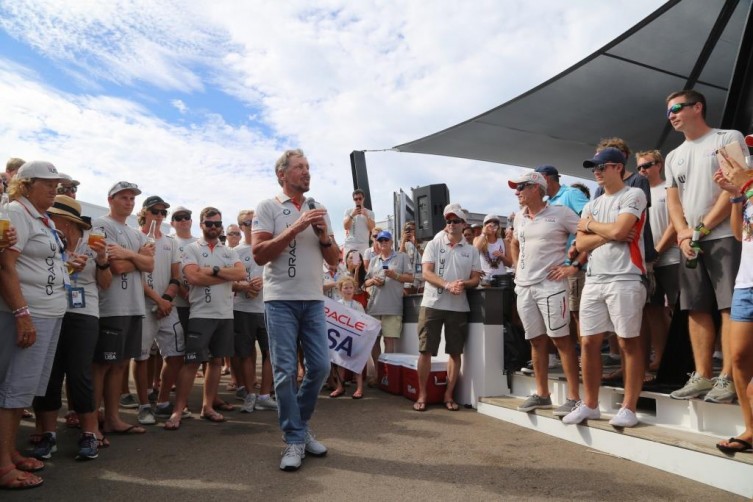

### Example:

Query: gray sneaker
xmin=33 ymin=432 xmax=57 ymax=460
xmin=154 ymin=404 xmax=192 ymax=419
xmin=304 ymin=430 xmax=328 ymax=457
xmin=704 ymin=374 xmax=736 ymax=403
xmin=670 ymin=372 xmax=714 ymax=400
xmin=254 ymin=396 xmax=278 ymax=411
xmin=240 ymin=393 xmax=257 ymax=413
xmin=137 ymin=406 xmax=156 ymax=425
xmin=553 ymin=398 xmax=579 ymax=417
xmin=119 ymin=393 xmax=139 ymax=409
xmin=235 ymin=386 xmax=249 ymax=401
xmin=517 ymin=394 xmax=552 ymax=412
xmin=280 ymin=443 xmax=305 ymax=471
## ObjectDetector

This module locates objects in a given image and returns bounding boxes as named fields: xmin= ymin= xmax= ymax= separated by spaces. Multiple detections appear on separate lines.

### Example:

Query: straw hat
xmin=47 ymin=195 xmax=91 ymax=230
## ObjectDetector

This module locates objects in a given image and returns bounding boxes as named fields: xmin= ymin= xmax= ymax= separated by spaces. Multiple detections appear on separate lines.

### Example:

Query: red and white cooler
xmin=377 ymin=353 xmax=414 ymax=395
xmin=401 ymin=356 xmax=448 ymax=404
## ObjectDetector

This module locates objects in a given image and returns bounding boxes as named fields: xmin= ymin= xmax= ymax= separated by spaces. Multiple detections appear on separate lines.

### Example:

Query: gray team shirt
xmin=94 ymin=215 xmax=147 ymax=317
xmin=181 ymin=239 xmax=240 ymax=319
xmin=253 ymin=192 xmax=334 ymax=302
xmin=665 ymin=128 xmax=748 ymax=240
xmin=365 ymin=251 xmax=411 ymax=316
xmin=173 ymin=235 xmax=197 ymax=308
xmin=649 ymin=184 xmax=680 ymax=268
xmin=233 ymin=242 xmax=264 ymax=314
xmin=143 ymin=233 xmax=180 ymax=308
xmin=420 ymin=232 xmax=482 ymax=312
xmin=71 ymin=229 xmax=101 ymax=318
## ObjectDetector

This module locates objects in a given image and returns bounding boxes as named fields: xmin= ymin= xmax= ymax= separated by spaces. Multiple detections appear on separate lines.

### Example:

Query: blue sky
xmin=0 ymin=0 xmax=664 ymax=242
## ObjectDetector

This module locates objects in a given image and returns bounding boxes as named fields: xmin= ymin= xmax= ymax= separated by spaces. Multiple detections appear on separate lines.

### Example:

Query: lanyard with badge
xmin=65 ymin=235 xmax=88 ymax=309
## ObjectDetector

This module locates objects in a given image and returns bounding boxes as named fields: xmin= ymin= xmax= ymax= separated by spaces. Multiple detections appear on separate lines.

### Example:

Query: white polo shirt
xmin=181 ymin=239 xmax=240 ymax=319
xmin=143 ymin=233 xmax=180 ymax=308
xmin=173 ymin=235 xmax=197 ymax=308
xmin=0 ymin=197 xmax=67 ymax=318
xmin=94 ymin=215 xmax=147 ymax=317
xmin=513 ymin=204 xmax=579 ymax=287
xmin=649 ymin=184 xmax=680 ymax=268
xmin=233 ymin=242 xmax=264 ymax=314
xmin=342 ymin=207 xmax=375 ymax=252
xmin=253 ymin=192 xmax=334 ymax=302
xmin=420 ymin=232 xmax=482 ymax=312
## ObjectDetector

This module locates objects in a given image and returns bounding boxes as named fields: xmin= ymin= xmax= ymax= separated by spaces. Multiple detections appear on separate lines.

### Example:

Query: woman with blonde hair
xmin=474 ymin=214 xmax=512 ymax=280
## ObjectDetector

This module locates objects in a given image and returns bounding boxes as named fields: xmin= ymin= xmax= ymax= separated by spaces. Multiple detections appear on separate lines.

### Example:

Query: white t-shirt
xmin=665 ymin=128 xmax=748 ymax=240
xmin=513 ymin=204 xmax=579 ymax=287
xmin=143 ymin=233 xmax=180 ymax=309
xmin=735 ymin=202 xmax=753 ymax=289
xmin=479 ymin=238 xmax=506 ymax=277
xmin=323 ymin=264 xmax=347 ymax=301
xmin=649 ymin=184 xmax=680 ymax=268
xmin=582 ymin=186 xmax=647 ymax=283
xmin=71 ymin=229 xmax=100 ymax=318
xmin=342 ymin=207 xmax=374 ymax=253
xmin=420 ymin=232 xmax=482 ymax=312
xmin=181 ymin=239 xmax=240 ymax=319
xmin=338 ymin=297 xmax=365 ymax=313
xmin=366 ymin=251 xmax=411 ymax=316
xmin=0 ymin=197 xmax=67 ymax=317
xmin=173 ymin=235 xmax=197 ymax=308
xmin=233 ymin=243 xmax=264 ymax=314
xmin=253 ymin=192 xmax=334 ymax=301
xmin=94 ymin=215 xmax=147 ymax=317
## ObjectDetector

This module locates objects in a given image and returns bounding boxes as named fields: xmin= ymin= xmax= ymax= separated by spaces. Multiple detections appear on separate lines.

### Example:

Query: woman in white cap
xmin=0 ymin=161 xmax=66 ymax=490
xmin=31 ymin=195 xmax=111 ymax=462
xmin=474 ymin=214 xmax=512 ymax=281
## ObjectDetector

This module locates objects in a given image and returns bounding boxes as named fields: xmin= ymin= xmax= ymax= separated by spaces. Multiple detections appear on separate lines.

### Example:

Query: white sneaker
xmin=137 ymin=406 xmax=156 ymax=425
xmin=280 ymin=443 xmax=305 ymax=471
xmin=609 ymin=407 xmax=638 ymax=427
xmin=254 ymin=396 xmax=278 ymax=411
xmin=240 ymin=393 xmax=257 ymax=413
xmin=561 ymin=401 xmax=600 ymax=425
xmin=304 ymin=430 xmax=328 ymax=457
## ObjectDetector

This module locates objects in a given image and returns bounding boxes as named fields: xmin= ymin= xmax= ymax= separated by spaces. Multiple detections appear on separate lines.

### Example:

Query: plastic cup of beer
xmin=88 ymin=228 xmax=105 ymax=248
xmin=0 ymin=219 xmax=10 ymax=248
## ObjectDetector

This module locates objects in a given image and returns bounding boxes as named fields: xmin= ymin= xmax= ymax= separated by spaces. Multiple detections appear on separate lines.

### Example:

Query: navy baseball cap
xmin=534 ymin=165 xmax=559 ymax=177
xmin=583 ymin=147 xmax=626 ymax=168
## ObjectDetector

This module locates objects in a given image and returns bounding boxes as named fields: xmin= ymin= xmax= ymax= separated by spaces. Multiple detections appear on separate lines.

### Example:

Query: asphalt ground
xmin=7 ymin=376 xmax=743 ymax=502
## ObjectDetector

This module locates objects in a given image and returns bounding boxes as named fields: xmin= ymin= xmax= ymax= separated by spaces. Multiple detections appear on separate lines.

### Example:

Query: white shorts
xmin=579 ymin=280 xmax=646 ymax=338
xmin=138 ymin=309 xmax=185 ymax=360
xmin=515 ymin=279 xmax=569 ymax=340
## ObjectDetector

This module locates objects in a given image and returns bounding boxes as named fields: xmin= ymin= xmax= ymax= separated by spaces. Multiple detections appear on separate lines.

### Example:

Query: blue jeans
xmin=265 ymin=301 xmax=330 ymax=444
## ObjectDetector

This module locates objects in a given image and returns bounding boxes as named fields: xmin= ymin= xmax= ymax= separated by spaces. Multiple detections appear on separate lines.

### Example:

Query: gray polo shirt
xmin=144 ymin=233 xmax=180 ymax=308
xmin=173 ymin=235 xmax=197 ymax=308
xmin=420 ymin=232 xmax=482 ymax=312
xmin=181 ymin=238 xmax=240 ymax=319
xmin=233 ymin=243 xmax=264 ymax=314
xmin=253 ymin=192 xmax=333 ymax=302
xmin=365 ymin=251 xmax=411 ymax=316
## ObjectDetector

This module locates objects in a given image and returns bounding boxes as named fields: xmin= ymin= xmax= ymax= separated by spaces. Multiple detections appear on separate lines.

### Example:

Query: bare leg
xmin=552 ymin=335 xmax=580 ymax=401
xmin=133 ymin=359 xmax=149 ymax=405
xmin=580 ymin=334 xmax=604 ymax=409
xmin=645 ymin=304 xmax=670 ymax=372
xmin=260 ymin=350 xmax=274 ymax=396
xmin=444 ymin=354 xmax=462 ymax=403
xmin=529 ymin=335 xmax=550 ymax=397
xmin=618 ymin=336 xmax=645 ymax=411
xmin=230 ymin=356 xmax=244 ymax=390
xmin=416 ymin=352 xmax=431 ymax=404
xmin=103 ymin=360 xmax=134 ymax=431
xmin=156 ymin=356 xmax=183 ymax=404
xmin=720 ymin=310 xmax=733 ymax=377
xmin=688 ymin=311 xmax=715 ymax=379
xmin=202 ymin=357 xmax=222 ymax=414
xmin=240 ymin=356 xmax=254 ymax=394
xmin=718 ymin=320 xmax=753 ymax=448
xmin=0 ymin=408 xmax=26 ymax=470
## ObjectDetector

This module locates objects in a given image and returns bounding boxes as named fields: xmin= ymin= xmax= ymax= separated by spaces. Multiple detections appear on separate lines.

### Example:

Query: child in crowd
xmin=329 ymin=276 xmax=366 ymax=400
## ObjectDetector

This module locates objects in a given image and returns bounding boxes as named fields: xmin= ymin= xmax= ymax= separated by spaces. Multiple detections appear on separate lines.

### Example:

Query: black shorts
xmin=95 ymin=315 xmax=143 ymax=363
xmin=233 ymin=311 xmax=269 ymax=357
xmin=184 ymin=318 xmax=235 ymax=363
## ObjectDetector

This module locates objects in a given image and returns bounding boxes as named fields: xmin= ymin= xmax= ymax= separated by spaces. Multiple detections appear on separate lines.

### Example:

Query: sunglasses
xmin=227 ymin=231 xmax=241 ymax=237
xmin=666 ymin=101 xmax=697 ymax=118
xmin=149 ymin=208 xmax=168 ymax=216
xmin=172 ymin=214 xmax=191 ymax=222
xmin=445 ymin=218 xmax=463 ymax=225
xmin=591 ymin=162 xmax=620 ymax=173
xmin=57 ymin=185 xmax=77 ymax=194
xmin=377 ymin=238 xmax=391 ymax=242
xmin=637 ymin=160 xmax=660 ymax=171
xmin=515 ymin=183 xmax=533 ymax=191
xmin=203 ymin=221 xmax=223 ymax=228
xmin=240 ymin=220 xmax=253 ymax=227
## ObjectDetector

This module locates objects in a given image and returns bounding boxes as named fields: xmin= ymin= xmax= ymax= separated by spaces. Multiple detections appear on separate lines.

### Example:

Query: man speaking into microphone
xmin=252 ymin=149 xmax=340 ymax=471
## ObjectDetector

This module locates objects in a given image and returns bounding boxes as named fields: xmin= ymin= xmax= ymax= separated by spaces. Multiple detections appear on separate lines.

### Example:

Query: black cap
xmin=535 ymin=165 xmax=559 ymax=177
xmin=142 ymin=195 xmax=170 ymax=209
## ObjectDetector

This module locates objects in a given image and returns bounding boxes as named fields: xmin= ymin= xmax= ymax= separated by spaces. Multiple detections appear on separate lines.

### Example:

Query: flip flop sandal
xmin=0 ymin=465 xmax=44 ymax=490
xmin=716 ymin=437 xmax=753 ymax=455
xmin=11 ymin=452 xmax=44 ymax=473
xmin=444 ymin=401 xmax=460 ymax=411
xmin=163 ymin=419 xmax=181 ymax=431
xmin=96 ymin=436 xmax=110 ymax=448
xmin=214 ymin=401 xmax=235 ymax=412
xmin=106 ymin=425 xmax=146 ymax=435
xmin=413 ymin=401 xmax=427 ymax=412
xmin=352 ymin=391 xmax=364 ymax=400
xmin=199 ymin=411 xmax=226 ymax=423
xmin=329 ymin=389 xmax=346 ymax=398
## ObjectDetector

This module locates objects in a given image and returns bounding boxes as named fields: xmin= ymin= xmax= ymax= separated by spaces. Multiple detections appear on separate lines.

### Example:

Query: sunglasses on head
xmin=172 ymin=214 xmax=190 ymax=222
xmin=149 ymin=208 xmax=168 ymax=217
xmin=445 ymin=218 xmax=463 ymax=225
xmin=637 ymin=160 xmax=659 ymax=171
xmin=203 ymin=221 xmax=223 ymax=228
xmin=666 ymin=101 xmax=697 ymax=118
xmin=240 ymin=220 xmax=253 ymax=227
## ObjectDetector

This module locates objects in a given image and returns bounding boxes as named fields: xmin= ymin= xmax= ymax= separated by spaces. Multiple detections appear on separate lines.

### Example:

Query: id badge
xmin=67 ymin=286 xmax=86 ymax=309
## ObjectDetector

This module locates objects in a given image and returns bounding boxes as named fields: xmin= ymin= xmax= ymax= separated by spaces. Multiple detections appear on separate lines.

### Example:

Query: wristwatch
xmin=212 ymin=266 xmax=220 ymax=277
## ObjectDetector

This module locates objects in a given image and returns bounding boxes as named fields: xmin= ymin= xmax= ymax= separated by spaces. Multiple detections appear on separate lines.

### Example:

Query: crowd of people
xmin=1 ymin=88 xmax=753 ymax=489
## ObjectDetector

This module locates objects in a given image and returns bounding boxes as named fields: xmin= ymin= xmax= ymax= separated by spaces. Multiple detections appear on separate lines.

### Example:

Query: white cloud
xmin=171 ymin=99 xmax=188 ymax=114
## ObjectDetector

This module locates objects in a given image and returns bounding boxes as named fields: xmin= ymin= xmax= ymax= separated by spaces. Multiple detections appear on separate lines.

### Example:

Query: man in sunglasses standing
xmin=253 ymin=149 xmax=340 ymax=471
xmin=664 ymin=90 xmax=747 ymax=404
xmin=563 ymin=147 xmax=647 ymax=428
xmin=414 ymin=203 xmax=482 ymax=412
xmin=342 ymin=189 xmax=375 ymax=255
xmin=170 ymin=207 xmax=196 ymax=334
xmin=57 ymin=173 xmax=80 ymax=199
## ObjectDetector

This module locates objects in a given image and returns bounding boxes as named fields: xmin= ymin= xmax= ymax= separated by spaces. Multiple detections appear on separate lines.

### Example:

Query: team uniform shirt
xmin=181 ymin=239 xmax=240 ymax=319
xmin=365 ymin=251 xmax=411 ymax=315
xmin=0 ymin=197 xmax=67 ymax=318
xmin=342 ymin=207 xmax=375 ymax=252
xmin=479 ymin=238 xmax=507 ymax=277
xmin=93 ymin=215 xmax=147 ymax=317
xmin=513 ymin=204 xmax=580 ymax=287
xmin=649 ymin=184 xmax=680 ymax=268
xmin=323 ymin=264 xmax=347 ymax=301
xmin=735 ymin=202 xmax=753 ymax=289
xmin=173 ymin=235 xmax=197 ymax=308
xmin=233 ymin=242 xmax=264 ymax=314
xmin=363 ymin=246 xmax=377 ymax=264
xmin=665 ymin=128 xmax=748 ymax=240
xmin=582 ymin=186 xmax=647 ymax=283
xmin=420 ymin=232 xmax=482 ymax=312
xmin=253 ymin=192 xmax=334 ymax=301
xmin=143 ymin=233 xmax=180 ymax=310
xmin=70 ymin=229 xmax=100 ymax=318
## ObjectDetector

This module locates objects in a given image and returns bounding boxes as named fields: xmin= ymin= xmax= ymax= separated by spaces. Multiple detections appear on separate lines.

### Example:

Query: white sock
xmin=258 ymin=394 xmax=270 ymax=400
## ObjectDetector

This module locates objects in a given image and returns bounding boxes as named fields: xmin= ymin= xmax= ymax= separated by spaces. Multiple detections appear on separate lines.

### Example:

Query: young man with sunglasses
xmin=133 ymin=196 xmax=185 ymax=425
xmin=170 ymin=206 xmax=196 ymax=334
xmin=415 ymin=203 xmax=482 ymax=412
xmin=252 ymin=149 xmax=340 ymax=471
xmin=93 ymin=181 xmax=155 ymax=435
xmin=664 ymin=89 xmax=748 ymax=403
xmin=563 ymin=147 xmax=647 ymax=428
xmin=342 ymin=189 xmax=375 ymax=255
xmin=165 ymin=207 xmax=245 ymax=430
xmin=57 ymin=173 xmax=80 ymax=199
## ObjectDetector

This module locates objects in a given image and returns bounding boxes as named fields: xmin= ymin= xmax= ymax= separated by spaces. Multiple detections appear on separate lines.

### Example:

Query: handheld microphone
xmin=306 ymin=198 xmax=324 ymax=235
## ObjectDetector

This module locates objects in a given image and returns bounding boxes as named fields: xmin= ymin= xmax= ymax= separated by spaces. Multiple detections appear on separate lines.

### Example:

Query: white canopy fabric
xmin=394 ymin=0 xmax=752 ymax=178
